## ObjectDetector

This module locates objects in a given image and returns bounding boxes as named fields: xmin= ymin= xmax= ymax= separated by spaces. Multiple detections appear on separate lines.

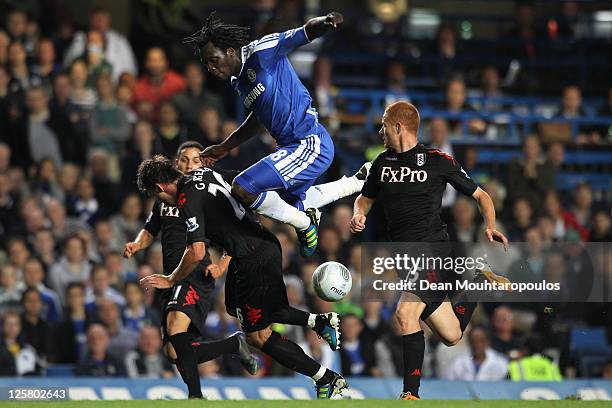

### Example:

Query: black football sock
xmin=261 ymin=331 xmax=321 ymax=378
xmin=272 ymin=306 xmax=310 ymax=327
xmin=192 ymin=335 xmax=239 ymax=363
xmin=402 ymin=330 xmax=424 ymax=397
xmin=170 ymin=332 xmax=202 ymax=398
xmin=452 ymin=301 xmax=478 ymax=333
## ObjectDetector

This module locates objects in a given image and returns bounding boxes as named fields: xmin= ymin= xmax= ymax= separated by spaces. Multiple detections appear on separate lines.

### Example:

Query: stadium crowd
xmin=0 ymin=1 xmax=611 ymax=382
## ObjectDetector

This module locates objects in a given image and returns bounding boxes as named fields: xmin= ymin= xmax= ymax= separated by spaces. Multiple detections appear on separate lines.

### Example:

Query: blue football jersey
xmin=230 ymin=26 xmax=321 ymax=146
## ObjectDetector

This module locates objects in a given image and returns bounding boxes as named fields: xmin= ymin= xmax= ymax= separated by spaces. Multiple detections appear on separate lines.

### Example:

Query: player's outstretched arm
xmin=205 ymin=254 xmax=232 ymax=279
xmin=351 ymin=194 xmax=374 ymax=233
xmin=200 ymin=112 xmax=263 ymax=166
xmin=472 ymin=187 xmax=508 ymax=251
xmin=304 ymin=12 xmax=343 ymax=41
xmin=140 ymin=242 xmax=206 ymax=290
xmin=123 ymin=228 xmax=154 ymax=258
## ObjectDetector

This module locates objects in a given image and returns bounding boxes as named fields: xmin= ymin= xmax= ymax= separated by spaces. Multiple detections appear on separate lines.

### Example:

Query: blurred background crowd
xmin=0 ymin=0 xmax=611 ymax=382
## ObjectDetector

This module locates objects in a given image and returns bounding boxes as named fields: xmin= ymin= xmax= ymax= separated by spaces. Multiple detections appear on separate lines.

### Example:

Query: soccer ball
xmin=312 ymin=261 xmax=352 ymax=302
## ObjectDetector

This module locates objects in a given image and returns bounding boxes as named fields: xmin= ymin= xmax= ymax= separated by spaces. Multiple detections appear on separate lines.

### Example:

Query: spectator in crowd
xmin=116 ymin=83 xmax=137 ymax=124
xmin=385 ymin=60 xmax=409 ymax=105
xmin=20 ymin=288 xmax=52 ymax=361
xmin=12 ymin=87 xmax=72 ymax=169
xmin=32 ymin=38 xmax=59 ymax=85
xmin=96 ymin=299 xmax=138 ymax=357
xmin=68 ymin=59 xmax=96 ymax=138
xmin=570 ymin=183 xmax=593 ymax=236
xmin=89 ymin=74 xmax=130 ymax=161
xmin=93 ymin=219 xmax=121 ymax=260
xmin=558 ymin=85 xmax=586 ymax=120
xmin=508 ymin=198 xmax=534 ymax=241
xmin=331 ymin=204 xmax=355 ymax=246
xmin=546 ymin=142 xmax=565 ymax=169
xmin=68 ymin=177 xmax=99 ymax=225
xmin=154 ymin=101 xmax=187 ymax=158
xmin=196 ymin=106 xmax=222 ymax=147
xmin=48 ymin=234 xmax=92 ymax=303
xmin=5 ymin=9 xmax=36 ymax=56
xmin=0 ymin=310 xmax=39 ymax=376
xmin=32 ymin=227 xmax=57 ymax=269
xmin=124 ymin=325 xmax=174 ymax=378
xmin=489 ymin=306 xmax=521 ymax=358
xmin=83 ymin=30 xmax=113 ymax=87
xmin=508 ymin=335 xmax=562 ymax=381
xmin=85 ymin=264 xmax=125 ymax=314
xmin=6 ymin=237 xmax=30 ymax=276
xmin=508 ymin=227 xmax=546 ymax=284
xmin=311 ymin=56 xmax=336 ymax=122
xmin=63 ymin=7 xmax=137 ymax=82
xmin=90 ymin=149 xmax=121 ymax=217
xmin=56 ymin=282 xmax=91 ymax=363
xmin=45 ymin=197 xmax=86 ymax=241
xmin=132 ymin=47 xmax=186 ymax=117
xmin=602 ymin=361 xmax=612 ymax=379
xmin=542 ymin=190 xmax=587 ymax=241
xmin=173 ymin=61 xmax=223 ymax=133
xmin=434 ymin=24 xmax=461 ymax=83
xmin=0 ymin=31 xmax=8 ymax=67
xmin=505 ymin=0 xmax=539 ymax=60
xmin=507 ymin=135 xmax=556 ymax=210
xmin=339 ymin=314 xmax=375 ymax=376
xmin=427 ymin=117 xmax=459 ymax=207
xmin=49 ymin=72 xmax=72 ymax=120
xmin=472 ymin=66 xmax=505 ymax=112
xmin=7 ymin=40 xmax=42 ymax=97
xmin=75 ymin=323 xmax=126 ymax=377
xmin=318 ymin=225 xmax=343 ymax=262
xmin=110 ymin=193 xmax=142 ymax=245
xmin=0 ymin=264 xmax=21 ymax=312
xmin=103 ymin=251 xmax=129 ymax=289
xmin=596 ymin=87 xmax=612 ymax=140
xmin=20 ymin=258 xmax=61 ymax=322
xmin=0 ymin=171 xmax=19 ymax=236
xmin=448 ymin=197 xmax=479 ymax=243
xmin=121 ymin=120 xmax=156 ymax=193
xmin=122 ymin=281 xmax=159 ymax=333
xmin=31 ymin=157 xmax=63 ymax=200
xmin=446 ymin=326 xmax=508 ymax=380
xmin=590 ymin=210 xmax=611 ymax=242
xmin=0 ymin=143 xmax=10 ymax=172
xmin=443 ymin=78 xmax=486 ymax=135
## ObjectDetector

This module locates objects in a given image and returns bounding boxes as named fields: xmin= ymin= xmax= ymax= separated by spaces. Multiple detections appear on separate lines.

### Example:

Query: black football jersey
xmin=177 ymin=167 xmax=278 ymax=259
xmin=362 ymin=144 xmax=477 ymax=242
xmin=144 ymin=199 xmax=213 ymax=285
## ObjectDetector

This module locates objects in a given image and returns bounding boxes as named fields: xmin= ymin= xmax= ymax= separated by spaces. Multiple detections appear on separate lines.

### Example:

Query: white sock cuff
xmin=312 ymin=365 xmax=327 ymax=381
xmin=308 ymin=313 xmax=317 ymax=329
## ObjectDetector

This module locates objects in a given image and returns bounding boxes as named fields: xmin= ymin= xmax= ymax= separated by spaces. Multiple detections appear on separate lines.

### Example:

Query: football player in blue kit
xmin=184 ymin=11 xmax=368 ymax=257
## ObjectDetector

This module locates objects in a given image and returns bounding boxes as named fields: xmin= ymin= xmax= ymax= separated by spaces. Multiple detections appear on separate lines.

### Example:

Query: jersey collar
xmin=393 ymin=143 xmax=424 ymax=160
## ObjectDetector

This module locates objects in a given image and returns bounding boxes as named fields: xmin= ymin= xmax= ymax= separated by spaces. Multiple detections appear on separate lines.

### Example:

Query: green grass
xmin=4 ymin=401 xmax=611 ymax=408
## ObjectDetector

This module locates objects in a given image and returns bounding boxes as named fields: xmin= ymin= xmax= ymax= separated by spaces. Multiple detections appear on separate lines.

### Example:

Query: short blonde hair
xmin=385 ymin=101 xmax=420 ymax=134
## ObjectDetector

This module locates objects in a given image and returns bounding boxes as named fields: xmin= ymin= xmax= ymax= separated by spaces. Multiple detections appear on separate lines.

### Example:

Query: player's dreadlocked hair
xmin=136 ymin=155 xmax=182 ymax=194
xmin=183 ymin=11 xmax=251 ymax=61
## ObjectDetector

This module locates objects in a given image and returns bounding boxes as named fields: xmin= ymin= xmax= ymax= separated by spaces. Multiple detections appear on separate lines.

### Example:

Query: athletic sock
xmin=272 ymin=306 xmax=310 ymax=327
xmin=250 ymin=191 xmax=310 ymax=230
xmin=170 ymin=332 xmax=202 ymax=398
xmin=302 ymin=176 xmax=363 ymax=209
xmin=192 ymin=335 xmax=239 ymax=363
xmin=452 ymin=301 xmax=478 ymax=333
xmin=314 ymin=366 xmax=336 ymax=385
xmin=261 ymin=331 xmax=321 ymax=377
xmin=402 ymin=330 xmax=424 ymax=397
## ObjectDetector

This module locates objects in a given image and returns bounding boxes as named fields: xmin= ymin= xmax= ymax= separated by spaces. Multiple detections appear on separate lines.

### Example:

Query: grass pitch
xmin=5 ymin=400 xmax=611 ymax=407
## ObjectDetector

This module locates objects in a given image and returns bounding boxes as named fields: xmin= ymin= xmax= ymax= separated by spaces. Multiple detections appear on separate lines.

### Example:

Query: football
xmin=312 ymin=261 xmax=353 ymax=302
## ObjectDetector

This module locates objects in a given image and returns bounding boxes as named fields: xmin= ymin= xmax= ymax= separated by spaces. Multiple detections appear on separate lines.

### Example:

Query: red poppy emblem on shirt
xmin=177 ymin=193 xmax=186 ymax=209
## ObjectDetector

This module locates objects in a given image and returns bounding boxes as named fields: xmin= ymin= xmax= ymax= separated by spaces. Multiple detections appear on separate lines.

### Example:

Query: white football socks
xmin=251 ymin=191 xmax=311 ymax=231
xmin=302 ymin=176 xmax=364 ymax=209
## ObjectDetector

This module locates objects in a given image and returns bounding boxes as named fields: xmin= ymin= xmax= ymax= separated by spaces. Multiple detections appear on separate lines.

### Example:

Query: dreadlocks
xmin=183 ymin=11 xmax=251 ymax=61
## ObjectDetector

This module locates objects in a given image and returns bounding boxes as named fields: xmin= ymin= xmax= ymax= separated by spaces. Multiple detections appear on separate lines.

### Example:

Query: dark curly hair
xmin=183 ymin=11 xmax=250 ymax=61
xmin=136 ymin=155 xmax=182 ymax=194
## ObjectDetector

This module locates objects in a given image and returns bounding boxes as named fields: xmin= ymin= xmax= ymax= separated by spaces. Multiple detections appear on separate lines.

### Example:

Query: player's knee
xmin=166 ymin=343 xmax=177 ymax=361
xmin=166 ymin=312 xmax=189 ymax=336
xmin=441 ymin=326 xmax=463 ymax=347
xmin=394 ymin=304 xmax=421 ymax=333
xmin=231 ymin=181 xmax=256 ymax=205
xmin=246 ymin=328 xmax=272 ymax=349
